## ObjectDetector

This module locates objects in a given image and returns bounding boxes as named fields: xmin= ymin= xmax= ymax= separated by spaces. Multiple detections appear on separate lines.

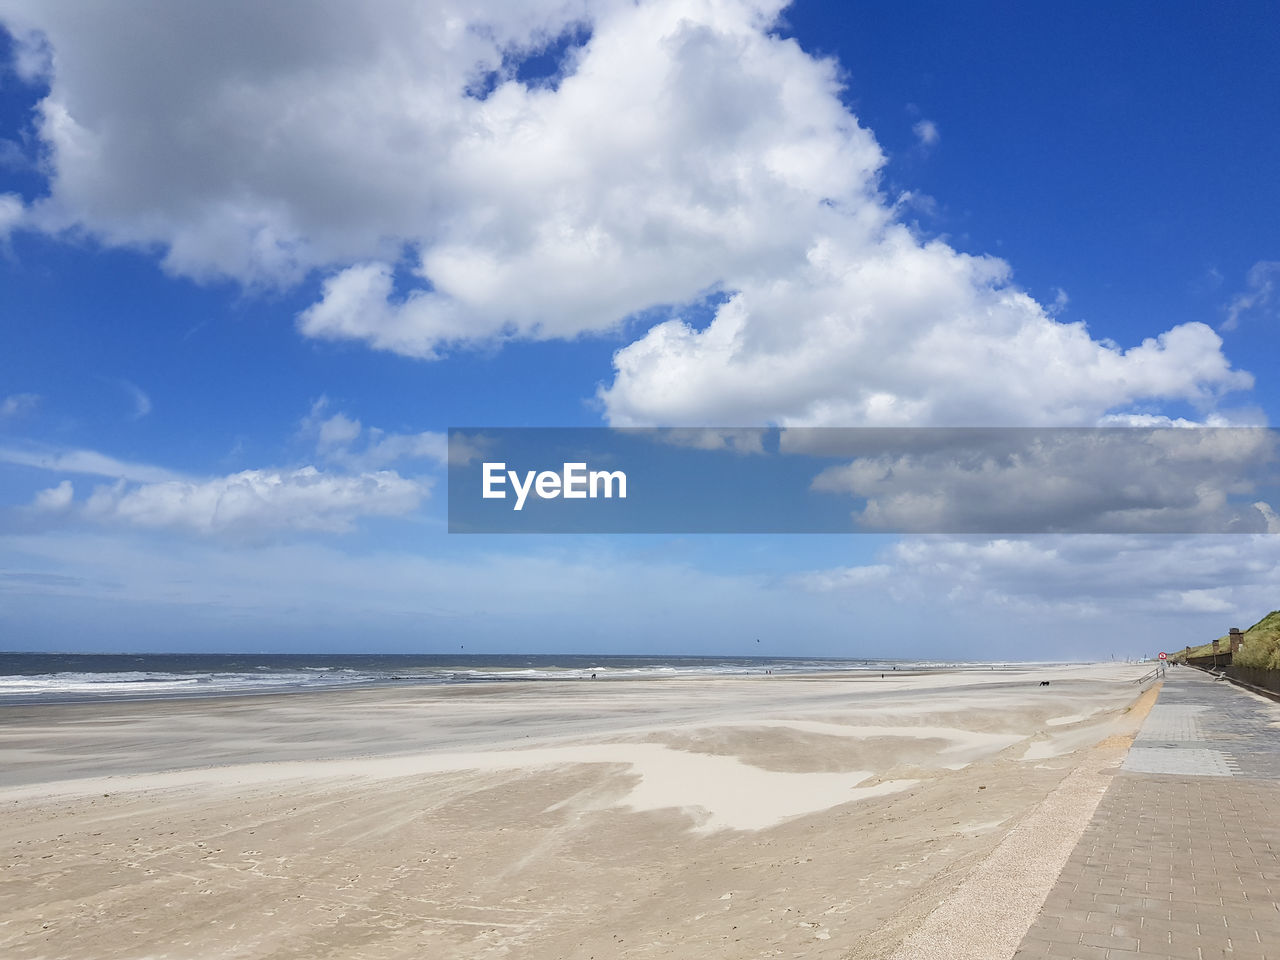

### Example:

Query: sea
xmin=0 ymin=652 xmax=1021 ymax=705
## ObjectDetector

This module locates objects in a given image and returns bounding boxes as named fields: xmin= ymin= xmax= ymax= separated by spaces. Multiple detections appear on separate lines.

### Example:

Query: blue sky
xmin=0 ymin=1 xmax=1277 ymax=657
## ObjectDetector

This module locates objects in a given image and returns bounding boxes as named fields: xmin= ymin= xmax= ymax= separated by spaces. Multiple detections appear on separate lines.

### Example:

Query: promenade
xmin=1013 ymin=667 xmax=1280 ymax=959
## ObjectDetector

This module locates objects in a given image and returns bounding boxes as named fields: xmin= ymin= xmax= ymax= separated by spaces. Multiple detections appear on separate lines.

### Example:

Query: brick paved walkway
xmin=1013 ymin=667 xmax=1280 ymax=960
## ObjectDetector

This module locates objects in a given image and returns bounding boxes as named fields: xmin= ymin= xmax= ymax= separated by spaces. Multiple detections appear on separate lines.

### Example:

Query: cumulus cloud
xmin=1096 ymin=413 xmax=1238 ymax=428
xmin=600 ymin=237 xmax=1252 ymax=426
xmin=300 ymin=398 xmax=448 ymax=471
xmin=317 ymin=411 xmax=362 ymax=452
xmin=804 ymin=427 xmax=1280 ymax=533
xmin=7 ymin=437 xmax=428 ymax=536
xmin=0 ymin=0 xmax=607 ymax=286
xmin=79 ymin=467 xmax=425 ymax=535
xmin=0 ymin=0 xmax=1255 ymax=424
xmin=30 ymin=479 xmax=73 ymax=512
xmin=648 ymin=427 xmax=768 ymax=454
xmin=288 ymin=0 xmax=885 ymax=356
xmin=798 ymin=563 xmax=892 ymax=590
xmin=1254 ymin=501 xmax=1280 ymax=534
xmin=3 ymin=0 xmax=877 ymax=319
xmin=795 ymin=534 xmax=1280 ymax=623
xmin=0 ymin=191 xmax=22 ymax=237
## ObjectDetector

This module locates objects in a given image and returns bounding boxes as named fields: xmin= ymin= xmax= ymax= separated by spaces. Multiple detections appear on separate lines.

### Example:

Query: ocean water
xmin=0 ymin=652 xmax=1007 ymax=704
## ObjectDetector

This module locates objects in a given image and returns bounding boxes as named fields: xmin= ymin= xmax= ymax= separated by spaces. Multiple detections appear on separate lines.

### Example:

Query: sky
xmin=0 ymin=0 xmax=1277 ymax=658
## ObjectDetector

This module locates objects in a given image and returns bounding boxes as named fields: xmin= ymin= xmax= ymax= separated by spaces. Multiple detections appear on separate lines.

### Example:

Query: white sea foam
xmin=0 ymin=656 xmax=1078 ymax=704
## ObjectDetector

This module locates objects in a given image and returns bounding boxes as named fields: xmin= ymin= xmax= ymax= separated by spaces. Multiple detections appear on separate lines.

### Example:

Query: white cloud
xmin=0 ymin=0 xmax=1256 ymax=426
xmin=0 ymin=192 xmax=22 ymax=236
xmin=1097 ymin=413 xmax=1234 ymax=428
xmin=300 ymin=398 xmax=448 ymax=470
xmin=798 ymin=563 xmax=892 ymax=590
xmin=1223 ymin=260 xmax=1280 ymax=331
xmin=0 ymin=443 xmax=185 ymax=483
xmin=118 ymin=380 xmax=152 ymax=419
xmin=6 ymin=20 xmax=50 ymax=80
xmin=1173 ymin=588 xmax=1235 ymax=614
xmin=3 ymin=527 xmax=1270 ymax=656
xmin=794 ymin=534 xmax=1280 ymax=625
xmin=31 ymin=479 xmax=73 ymax=512
xmin=0 ymin=0 xmax=612 ymax=286
xmin=804 ymin=427 xmax=1279 ymax=533
xmin=0 ymin=531 xmax=880 ymax=655
xmin=80 ymin=466 xmax=425 ymax=535
xmin=1255 ymin=500 xmax=1280 ymax=534
xmin=355 ymin=431 xmax=449 ymax=469
xmin=600 ymin=235 xmax=1252 ymax=426
xmin=649 ymin=427 xmax=768 ymax=454
xmin=0 ymin=393 xmax=39 ymax=418
xmin=297 ymin=263 xmax=459 ymax=359
xmin=912 ymin=118 xmax=939 ymax=147
xmin=289 ymin=0 xmax=887 ymax=356
xmin=316 ymin=411 xmax=362 ymax=452
xmin=3 ymin=0 xmax=879 ymax=342
xmin=5 ymin=435 xmax=427 ymax=536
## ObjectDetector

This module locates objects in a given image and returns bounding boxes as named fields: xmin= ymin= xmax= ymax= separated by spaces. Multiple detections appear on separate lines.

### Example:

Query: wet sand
xmin=0 ymin=665 xmax=1155 ymax=959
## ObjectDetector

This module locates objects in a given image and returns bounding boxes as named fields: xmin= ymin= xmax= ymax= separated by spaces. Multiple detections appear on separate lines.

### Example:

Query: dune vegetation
xmin=1176 ymin=610 xmax=1280 ymax=669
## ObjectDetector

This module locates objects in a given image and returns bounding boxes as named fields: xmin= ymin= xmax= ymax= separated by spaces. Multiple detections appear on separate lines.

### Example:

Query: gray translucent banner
xmin=447 ymin=427 xmax=1280 ymax=534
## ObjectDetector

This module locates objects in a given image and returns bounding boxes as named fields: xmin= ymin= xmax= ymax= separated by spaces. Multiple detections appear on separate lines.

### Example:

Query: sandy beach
xmin=0 ymin=665 xmax=1156 ymax=959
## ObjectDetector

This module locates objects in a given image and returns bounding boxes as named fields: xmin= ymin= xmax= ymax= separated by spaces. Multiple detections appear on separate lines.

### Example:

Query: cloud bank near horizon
xmin=3 ymin=527 xmax=1274 ymax=655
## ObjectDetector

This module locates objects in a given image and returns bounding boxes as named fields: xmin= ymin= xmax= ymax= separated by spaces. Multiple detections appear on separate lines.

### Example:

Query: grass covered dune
xmin=1178 ymin=610 xmax=1280 ymax=669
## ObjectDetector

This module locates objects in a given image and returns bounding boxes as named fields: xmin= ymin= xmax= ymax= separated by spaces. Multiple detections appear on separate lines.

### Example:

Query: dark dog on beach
xmin=1039 ymin=680 xmax=1050 ymax=686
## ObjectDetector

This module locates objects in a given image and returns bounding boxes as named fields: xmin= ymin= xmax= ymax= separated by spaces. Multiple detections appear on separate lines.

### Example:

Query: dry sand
xmin=0 ymin=664 xmax=1155 ymax=959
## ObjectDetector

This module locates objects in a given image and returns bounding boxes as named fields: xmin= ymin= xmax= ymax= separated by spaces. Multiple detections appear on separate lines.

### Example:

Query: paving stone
xmin=1014 ymin=669 xmax=1280 ymax=960
xmin=1123 ymin=746 xmax=1237 ymax=776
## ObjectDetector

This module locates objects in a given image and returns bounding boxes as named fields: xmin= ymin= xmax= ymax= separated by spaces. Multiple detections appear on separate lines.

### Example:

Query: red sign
xmin=1158 ymin=652 xmax=1168 ymax=660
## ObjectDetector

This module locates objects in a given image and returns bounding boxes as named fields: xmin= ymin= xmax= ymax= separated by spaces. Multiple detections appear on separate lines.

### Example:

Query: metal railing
xmin=1135 ymin=664 xmax=1165 ymax=685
